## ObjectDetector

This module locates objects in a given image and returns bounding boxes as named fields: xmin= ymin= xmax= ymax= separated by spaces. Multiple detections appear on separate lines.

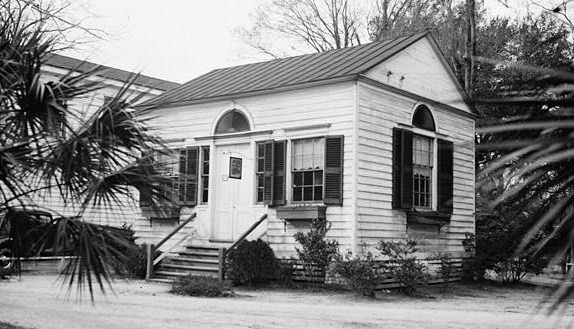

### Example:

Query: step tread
xmin=167 ymin=257 xmax=219 ymax=264
xmin=178 ymin=251 xmax=220 ymax=257
xmin=154 ymin=270 xmax=218 ymax=277
xmin=159 ymin=263 xmax=219 ymax=272
xmin=149 ymin=278 xmax=173 ymax=283
xmin=185 ymin=245 xmax=221 ymax=251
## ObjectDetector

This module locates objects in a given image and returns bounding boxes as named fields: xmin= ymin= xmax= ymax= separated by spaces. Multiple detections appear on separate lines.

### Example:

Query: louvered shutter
xmin=324 ymin=135 xmax=344 ymax=205
xmin=262 ymin=140 xmax=274 ymax=205
xmin=139 ymin=152 xmax=153 ymax=208
xmin=438 ymin=139 xmax=454 ymax=213
xmin=179 ymin=147 xmax=199 ymax=206
xmin=392 ymin=128 xmax=413 ymax=209
xmin=272 ymin=140 xmax=286 ymax=206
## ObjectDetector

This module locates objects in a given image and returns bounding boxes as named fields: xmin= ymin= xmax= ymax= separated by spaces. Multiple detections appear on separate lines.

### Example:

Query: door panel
xmin=213 ymin=143 xmax=253 ymax=241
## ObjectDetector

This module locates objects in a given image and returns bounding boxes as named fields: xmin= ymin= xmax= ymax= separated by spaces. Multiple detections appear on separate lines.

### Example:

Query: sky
xmin=61 ymin=0 xmax=546 ymax=85
xmin=63 ymin=0 xmax=263 ymax=84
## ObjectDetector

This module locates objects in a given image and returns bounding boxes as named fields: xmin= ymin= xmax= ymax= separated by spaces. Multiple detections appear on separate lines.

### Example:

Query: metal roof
xmin=43 ymin=54 xmax=180 ymax=92
xmin=143 ymin=32 xmax=428 ymax=107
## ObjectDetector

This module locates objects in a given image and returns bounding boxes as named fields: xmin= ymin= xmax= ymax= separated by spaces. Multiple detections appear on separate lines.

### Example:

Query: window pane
xmin=301 ymin=140 xmax=312 ymax=169
xmin=314 ymin=187 xmax=323 ymax=201
xmin=257 ymin=189 xmax=263 ymax=203
xmin=293 ymin=141 xmax=303 ymax=170
xmin=257 ymin=158 xmax=264 ymax=172
xmin=303 ymin=172 xmax=313 ymax=185
xmin=294 ymin=172 xmax=303 ymax=186
xmin=314 ymin=171 xmax=323 ymax=185
xmin=258 ymin=143 xmax=264 ymax=156
xmin=215 ymin=110 xmax=250 ymax=134
xmin=314 ymin=138 xmax=324 ymax=169
xmin=293 ymin=187 xmax=302 ymax=201
xmin=303 ymin=187 xmax=313 ymax=200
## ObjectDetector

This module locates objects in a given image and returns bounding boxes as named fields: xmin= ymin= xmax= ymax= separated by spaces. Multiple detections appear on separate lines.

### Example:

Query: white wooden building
xmin=37 ymin=54 xmax=180 ymax=225
xmin=136 ymin=32 xmax=475 ymax=264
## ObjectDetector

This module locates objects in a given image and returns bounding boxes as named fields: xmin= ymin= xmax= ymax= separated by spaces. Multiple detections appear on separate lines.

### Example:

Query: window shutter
xmin=262 ymin=140 xmax=274 ymax=205
xmin=139 ymin=186 xmax=152 ymax=208
xmin=438 ymin=139 xmax=454 ymax=213
xmin=179 ymin=147 xmax=199 ymax=206
xmin=139 ymin=152 xmax=153 ymax=208
xmin=324 ymin=135 xmax=344 ymax=205
xmin=392 ymin=128 xmax=413 ymax=209
xmin=272 ymin=140 xmax=286 ymax=206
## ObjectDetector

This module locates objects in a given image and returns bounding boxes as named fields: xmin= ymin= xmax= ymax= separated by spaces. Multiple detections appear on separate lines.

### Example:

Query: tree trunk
xmin=464 ymin=0 xmax=476 ymax=96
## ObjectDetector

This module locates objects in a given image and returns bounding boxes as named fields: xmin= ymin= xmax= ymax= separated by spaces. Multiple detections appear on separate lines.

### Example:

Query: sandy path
xmin=1 ymin=275 xmax=573 ymax=329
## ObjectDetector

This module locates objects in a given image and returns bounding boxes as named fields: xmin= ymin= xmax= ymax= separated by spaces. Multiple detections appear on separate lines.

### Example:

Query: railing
xmin=145 ymin=212 xmax=196 ymax=281
xmin=218 ymin=213 xmax=268 ymax=281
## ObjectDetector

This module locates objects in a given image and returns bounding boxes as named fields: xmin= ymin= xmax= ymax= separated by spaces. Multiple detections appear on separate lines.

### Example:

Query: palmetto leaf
xmin=0 ymin=3 xmax=171 ymax=299
xmin=477 ymin=62 xmax=574 ymax=311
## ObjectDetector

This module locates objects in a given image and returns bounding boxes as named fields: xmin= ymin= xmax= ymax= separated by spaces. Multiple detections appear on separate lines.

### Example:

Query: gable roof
xmin=143 ymin=32 xmax=430 ymax=108
xmin=44 ymin=54 xmax=180 ymax=92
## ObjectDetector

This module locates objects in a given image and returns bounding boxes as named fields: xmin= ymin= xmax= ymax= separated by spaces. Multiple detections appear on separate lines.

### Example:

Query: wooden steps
xmin=152 ymin=245 xmax=222 ymax=282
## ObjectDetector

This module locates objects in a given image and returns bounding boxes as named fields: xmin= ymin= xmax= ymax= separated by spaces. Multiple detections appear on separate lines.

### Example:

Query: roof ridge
xmin=43 ymin=53 xmax=180 ymax=91
xmin=210 ymin=32 xmax=425 ymax=73
xmin=140 ymin=32 xmax=428 ymax=108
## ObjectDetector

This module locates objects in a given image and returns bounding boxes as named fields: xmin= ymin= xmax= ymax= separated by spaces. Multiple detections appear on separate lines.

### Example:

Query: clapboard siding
xmin=356 ymin=77 xmax=475 ymax=257
xmin=135 ymin=82 xmax=356 ymax=258
xmin=363 ymin=37 xmax=471 ymax=113
xmin=29 ymin=67 xmax=168 ymax=228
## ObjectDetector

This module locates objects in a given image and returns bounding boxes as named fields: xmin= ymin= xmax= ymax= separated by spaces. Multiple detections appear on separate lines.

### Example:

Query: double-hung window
xmin=392 ymin=105 xmax=453 ymax=215
xmin=200 ymin=146 xmax=210 ymax=204
xmin=292 ymin=138 xmax=324 ymax=202
xmin=413 ymin=135 xmax=433 ymax=208
xmin=255 ymin=136 xmax=343 ymax=206
xmin=140 ymin=146 xmax=210 ymax=216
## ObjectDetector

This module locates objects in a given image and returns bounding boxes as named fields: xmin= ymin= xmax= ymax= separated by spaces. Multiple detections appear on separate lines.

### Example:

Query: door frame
xmin=209 ymin=139 xmax=254 ymax=242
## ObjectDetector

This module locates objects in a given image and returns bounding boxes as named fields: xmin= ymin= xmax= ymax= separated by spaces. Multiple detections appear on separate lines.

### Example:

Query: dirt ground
xmin=1 ymin=275 xmax=574 ymax=329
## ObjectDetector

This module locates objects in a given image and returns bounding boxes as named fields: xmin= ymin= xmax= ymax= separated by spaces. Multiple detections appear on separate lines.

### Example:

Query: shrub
xmin=378 ymin=239 xmax=429 ymax=294
xmin=170 ymin=275 xmax=232 ymax=297
xmin=226 ymin=239 xmax=279 ymax=285
xmin=332 ymin=253 xmax=383 ymax=297
xmin=107 ymin=224 xmax=160 ymax=279
xmin=294 ymin=218 xmax=339 ymax=283
xmin=432 ymin=252 xmax=453 ymax=285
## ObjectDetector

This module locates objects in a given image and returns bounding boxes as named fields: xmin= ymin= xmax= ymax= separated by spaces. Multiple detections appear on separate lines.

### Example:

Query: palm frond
xmin=478 ymin=63 xmax=574 ymax=310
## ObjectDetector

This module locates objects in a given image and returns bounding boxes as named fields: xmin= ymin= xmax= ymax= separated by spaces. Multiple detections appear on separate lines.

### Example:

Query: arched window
xmin=215 ymin=110 xmax=250 ymax=134
xmin=412 ymin=105 xmax=436 ymax=132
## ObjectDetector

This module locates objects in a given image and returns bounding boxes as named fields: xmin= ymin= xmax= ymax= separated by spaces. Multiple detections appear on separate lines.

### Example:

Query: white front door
xmin=212 ymin=143 xmax=254 ymax=241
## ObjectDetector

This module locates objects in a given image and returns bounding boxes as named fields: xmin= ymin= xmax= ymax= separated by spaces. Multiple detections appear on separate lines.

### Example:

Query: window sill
xmin=276 ymin=205 xmax=326 ymax=221
xmin=406 ymin=210 xmax=451 ymax=227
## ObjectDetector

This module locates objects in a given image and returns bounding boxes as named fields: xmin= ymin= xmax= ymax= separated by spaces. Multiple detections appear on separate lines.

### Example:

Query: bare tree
xmin=0 ymin=0 xmax=106 ymax=52
xmin=464 ymin=0 xmax=476 ymax=95
xmin=368 ymin=0 xmax=449 ymax=40
xmin=237 ymin=0 xmax=367 ymax=58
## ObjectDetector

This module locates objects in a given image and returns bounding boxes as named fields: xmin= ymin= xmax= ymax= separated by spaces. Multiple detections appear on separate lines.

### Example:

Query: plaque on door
xmin=229 ymin=157 xmax=242 ymax=179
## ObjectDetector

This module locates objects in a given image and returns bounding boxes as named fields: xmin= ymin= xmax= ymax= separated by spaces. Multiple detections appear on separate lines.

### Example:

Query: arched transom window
xmin=215 ymin=110 xmax=250 ymax=134
xmin=411 ymin=105 xmax=436 ymax=208
xmin=412 ymin=105 xmax=436 ymax=132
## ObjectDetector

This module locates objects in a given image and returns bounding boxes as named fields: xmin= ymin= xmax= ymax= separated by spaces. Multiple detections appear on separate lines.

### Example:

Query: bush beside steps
xmin=170 ymin=275 xmax=233 ymax=297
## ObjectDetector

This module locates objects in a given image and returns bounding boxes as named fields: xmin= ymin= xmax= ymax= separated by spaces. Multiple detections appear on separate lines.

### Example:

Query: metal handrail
xmin=145 ymin=212 xmax=196 ymax=280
